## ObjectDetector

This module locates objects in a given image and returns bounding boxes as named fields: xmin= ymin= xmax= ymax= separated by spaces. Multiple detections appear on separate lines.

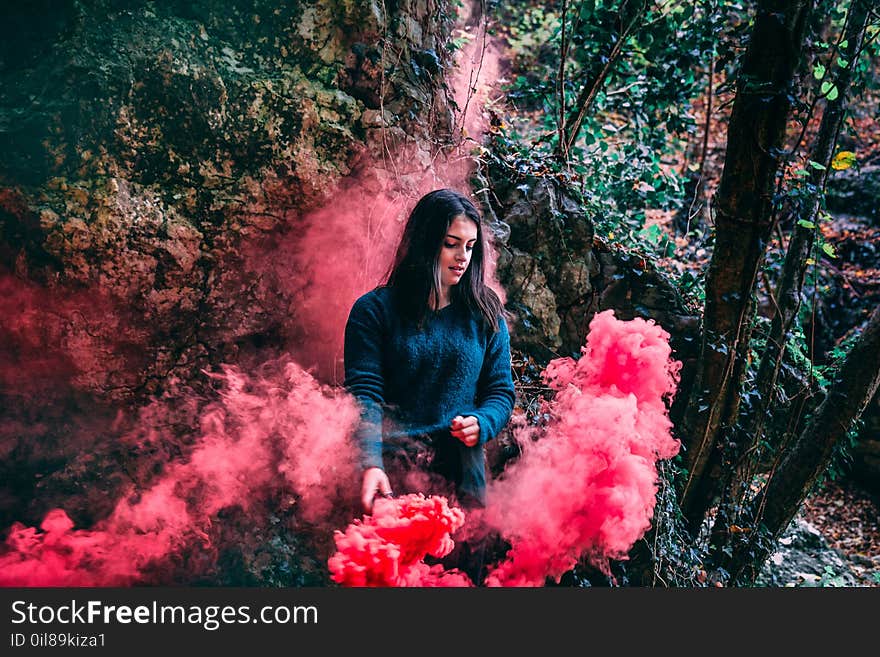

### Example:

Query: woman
xmin=344 ymin=188 xmax=516 ymax=515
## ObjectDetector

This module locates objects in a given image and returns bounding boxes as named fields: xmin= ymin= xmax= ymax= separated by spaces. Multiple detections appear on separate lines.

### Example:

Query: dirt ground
xmin=802 ymin=478 xmax=880 ymax=586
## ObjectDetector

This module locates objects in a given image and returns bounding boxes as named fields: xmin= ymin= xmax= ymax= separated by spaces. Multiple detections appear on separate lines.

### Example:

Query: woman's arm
xmin=458 ymin=317 xmax=516 ymax=445
xmin=344 ymin=293 xmax=392 ymax=509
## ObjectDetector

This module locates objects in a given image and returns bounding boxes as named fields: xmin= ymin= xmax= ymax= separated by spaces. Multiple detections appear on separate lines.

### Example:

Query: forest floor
xmin=801 ymin=478 xmax=880 ymax=586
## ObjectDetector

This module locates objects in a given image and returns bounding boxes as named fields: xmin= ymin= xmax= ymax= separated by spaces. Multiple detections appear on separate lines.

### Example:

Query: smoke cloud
xmin=0 ymin=359 xmax=361 ymax=586
xmin=328 ymin=494 xmax=472 ymax=587
xmin=484 ymin=310 xmax=682 ymax=586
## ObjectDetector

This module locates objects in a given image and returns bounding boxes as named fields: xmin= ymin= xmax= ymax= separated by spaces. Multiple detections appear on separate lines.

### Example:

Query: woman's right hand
xmin=361 ymin=467 xmax=393 ymax=513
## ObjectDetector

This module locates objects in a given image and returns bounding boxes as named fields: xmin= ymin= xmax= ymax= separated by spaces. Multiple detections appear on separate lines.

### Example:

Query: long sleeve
xmin=462 ymin=317 xmax=516 ymax=445
xmin=343 ymin=295 xmax=387 ymax=470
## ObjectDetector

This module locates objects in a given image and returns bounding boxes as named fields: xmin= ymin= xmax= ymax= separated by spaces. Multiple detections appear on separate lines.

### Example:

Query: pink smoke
xmin=328 ymin=494 xmax=472 ymax=587
xmin=484 ymin=310 xmax=681 ymax=586
xmin=0 ymin=274 xmax=144 ymax=399
xmin=448 ymin=1 xmax=505 ymax=147
xmin=0 ymin=359 xmax=362 ymax=586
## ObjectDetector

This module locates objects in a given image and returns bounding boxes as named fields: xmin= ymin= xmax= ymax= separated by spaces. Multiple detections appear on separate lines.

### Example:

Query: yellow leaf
xmin=831 ymin=151 xmax=856 ymax=171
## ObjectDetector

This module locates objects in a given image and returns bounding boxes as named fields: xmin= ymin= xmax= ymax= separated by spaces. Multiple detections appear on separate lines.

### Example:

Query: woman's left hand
xmin=450 ymin=415 xmax=480 ymax=447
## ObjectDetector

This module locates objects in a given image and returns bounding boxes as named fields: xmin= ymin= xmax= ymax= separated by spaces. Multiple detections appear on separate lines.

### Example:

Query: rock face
xmin=0 ymin=0 xmax=460 ymax=576
xmin=492 ymin=179 xmax=698 ymax=351
xmin=0 ymin=0 xmax=456 ymax=401
xmin=487 ymin=176 xmax=701 ymax=416
xmin=758 ymin=517 xmax=875 ymax=587
xmin=825 ymin=162 xmax=880 ymax=221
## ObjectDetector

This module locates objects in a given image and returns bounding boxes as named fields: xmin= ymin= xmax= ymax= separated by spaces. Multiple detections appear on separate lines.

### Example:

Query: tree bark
xmin=723 ymin=304 xmax=880 ymax=585
xmin=722 ymin=0 xmax=876 ymax=518
xmin=679 ymin=0 xmax=814 ymax=530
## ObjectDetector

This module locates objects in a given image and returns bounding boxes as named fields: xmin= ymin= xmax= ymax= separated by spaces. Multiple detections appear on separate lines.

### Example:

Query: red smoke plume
xmin=247 ymin=7 xmax=509 ymax=384
xmin=0 ymin=360 xmax=361 ymax=586
xmin=484 ymin=310 xmax=681 ymax=586
xmin=0 ymin=273 xmax=145 ymax=399
xmin=328 ymin=494 xmax=472 ymax=587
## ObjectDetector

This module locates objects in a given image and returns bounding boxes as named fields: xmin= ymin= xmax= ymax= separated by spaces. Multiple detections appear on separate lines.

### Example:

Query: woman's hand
xmin=450 ymin=415 xmax=480 ymax=447
xmin=361 ymin=467 xmax=392 ymax=513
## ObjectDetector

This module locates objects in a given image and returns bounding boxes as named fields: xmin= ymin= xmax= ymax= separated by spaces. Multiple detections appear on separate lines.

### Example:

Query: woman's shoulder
xmin=354 ymin=285 xmax=394 ymax=306
xmin=350 ymin=286 xmax=395 ymax=320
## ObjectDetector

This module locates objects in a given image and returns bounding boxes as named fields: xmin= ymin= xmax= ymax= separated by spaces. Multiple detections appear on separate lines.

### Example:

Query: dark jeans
xmin=382 ymin=433 xmax=489 ymax=584
xmin=382 ymin=432 xmax=484 ymax=509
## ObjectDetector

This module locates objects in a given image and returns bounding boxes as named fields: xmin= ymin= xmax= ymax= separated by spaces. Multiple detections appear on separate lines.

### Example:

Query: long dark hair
xmin=385 ymin=189 xmax=503 ymax=331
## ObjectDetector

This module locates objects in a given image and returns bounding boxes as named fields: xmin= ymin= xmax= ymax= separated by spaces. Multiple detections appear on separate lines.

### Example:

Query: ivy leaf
xmin=840 ymin=39 xmax=849 ymax=49
xmin=837 ymin=57 xmax=849 ymax=68
xmin=813 ymin=63 xmax=826 ymax=80
xmin=831 ymin=150 xmax=856 ymax=170
xmin=797 ymin=219 xmax=816 ymax=229
xmin=821 ymin=243 xmax=836 ymax=258
xmin=820 ymin=80 xmax=839 ymax=100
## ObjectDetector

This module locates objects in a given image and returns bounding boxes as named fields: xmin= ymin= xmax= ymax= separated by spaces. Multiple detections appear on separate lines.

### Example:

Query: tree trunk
xmin=679 ymin=0 xmax=814 ymax=530
xmin=723 ymin=304 xmax=880 ymax=585
xmin=721 ymin=0 xmax=876 ymax=520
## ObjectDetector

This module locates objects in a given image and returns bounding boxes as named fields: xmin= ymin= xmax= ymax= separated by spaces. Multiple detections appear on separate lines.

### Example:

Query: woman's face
xmin=438 ymin=215 xmax=478 ymax=290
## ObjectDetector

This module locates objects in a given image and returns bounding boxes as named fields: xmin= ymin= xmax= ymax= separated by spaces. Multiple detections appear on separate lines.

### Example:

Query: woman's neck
xmin=431 ymin=287 xmax=452 ymax=310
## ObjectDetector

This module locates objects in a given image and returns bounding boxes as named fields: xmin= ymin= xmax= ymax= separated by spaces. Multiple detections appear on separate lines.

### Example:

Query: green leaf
xmin=819 ymin=79 xmax=840 ymax=101
xmin=840 ymin=40 xmax=849 ymax=49
xmin=808 ymin=160 xmax=827 ymax=170
xmin=794 ymin=168 xmax=809 ymax=177
xmin=797 ymin=219 xmax=816 ymax=229
xmin=813 ymin=63 xmax=826 ymax=79
xmin=822 ymin=243 xmax=836 ymax=258
xmin=837 ymin=58 xmax=848 ymax=68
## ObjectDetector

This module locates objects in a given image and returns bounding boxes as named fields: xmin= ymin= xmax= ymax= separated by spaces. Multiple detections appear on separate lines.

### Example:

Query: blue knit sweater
xmin=343 ymin=286 xmax=515 ymax=502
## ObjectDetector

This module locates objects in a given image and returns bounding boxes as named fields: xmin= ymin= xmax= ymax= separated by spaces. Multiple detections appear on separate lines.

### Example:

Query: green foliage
xmin=815 ymin=565 xmax=847 ymax=587
xmin=489 ymin=0 xmax=744 ymax=258
xmin=634 ymin=459 xmax=707 ymax=587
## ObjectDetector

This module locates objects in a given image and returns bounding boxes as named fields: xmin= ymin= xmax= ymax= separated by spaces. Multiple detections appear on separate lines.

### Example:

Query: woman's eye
xmin=444 ymin=242 xmax=456 ymax=248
